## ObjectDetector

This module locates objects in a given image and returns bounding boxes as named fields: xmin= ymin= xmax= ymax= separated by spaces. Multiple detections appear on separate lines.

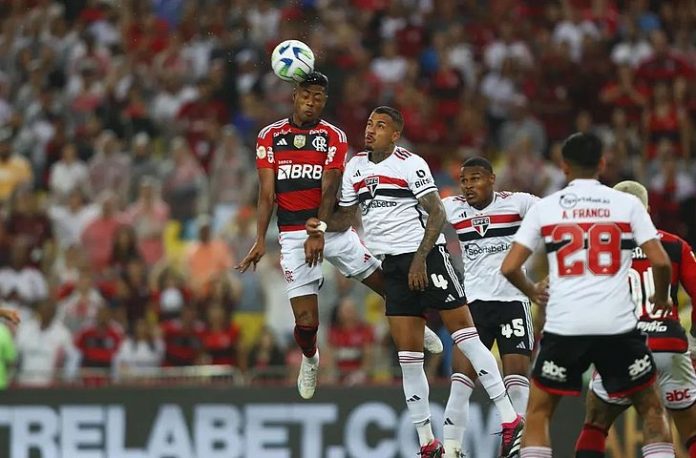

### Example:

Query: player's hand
xmin=304 ymin=233 xmax=325 ymax=267
xmin=236 ymin=241 xmax=265 ymax=273
xmin=0 ymin=308 xmax=20 ymax=325
xmin=306 ymin=217 xmax=323 ymax=237
xmin=408 ymin=254 xmax=428 ymax=291
xmin=648 ymin=295 xmax=673 ymax=318
xmin=530 ymin=277 xmax=550 ymax=306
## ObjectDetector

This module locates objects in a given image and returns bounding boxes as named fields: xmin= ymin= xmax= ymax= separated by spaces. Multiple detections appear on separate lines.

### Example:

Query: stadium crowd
xmin=0 ymin=0 xmax=693 ymax=387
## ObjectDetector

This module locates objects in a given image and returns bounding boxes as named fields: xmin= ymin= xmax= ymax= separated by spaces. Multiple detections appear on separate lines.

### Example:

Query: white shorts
xmin=279 ymin=229 xmax=381 ymax=299
xmin=591 ymin=351 xmax=696 ymax=410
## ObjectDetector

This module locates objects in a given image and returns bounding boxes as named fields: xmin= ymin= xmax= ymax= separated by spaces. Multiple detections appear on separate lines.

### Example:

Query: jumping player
xmin=236 ymin=73 xmax=441 ymax=400
xmin=575 ymin=180 xmax=696 ymax=458
xmin=310 ymin=106 xmax=524 ymax=457
xmin=501 ymin=132 xmax=676 ymax=457
xmin=441 ymin=157 xmax=540 ymax=456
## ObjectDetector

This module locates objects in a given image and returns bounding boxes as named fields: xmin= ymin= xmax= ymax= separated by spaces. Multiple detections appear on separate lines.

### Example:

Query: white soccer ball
xmin=271 ymin=39 xmax=315 ymax=83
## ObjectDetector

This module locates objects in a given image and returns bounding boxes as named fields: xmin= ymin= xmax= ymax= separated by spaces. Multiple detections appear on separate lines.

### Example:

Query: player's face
xmin=293 ymin=85 xmax=327 ymax=123
xmin=364 ymin=112 xmax=400 ymax=151
xmin=460 ymin=166 xmax=495 ymax=207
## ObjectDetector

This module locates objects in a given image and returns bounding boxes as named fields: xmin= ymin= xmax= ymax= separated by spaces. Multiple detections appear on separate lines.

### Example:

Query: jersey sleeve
xmin=513 ymin=201 xmax=542 ymax=251
xmin=518 ymin=192 xmax=541 ymax=217
xmin=441 ymin=197 xmax=458 ymax=224
xmin=629 ymin=197 xmax=659 ymax=246
xmin=324 ymin=127 xmax=348 ymax=171
xmin=407 ymin=156 xmax=438 ymax=199
xmin=339 ymin=158 xmax=358 ymax=207
xmin=255 ymin=130 xmax=275 ymax=169
xmin=679 ymin=238 xmax=696 ymax=300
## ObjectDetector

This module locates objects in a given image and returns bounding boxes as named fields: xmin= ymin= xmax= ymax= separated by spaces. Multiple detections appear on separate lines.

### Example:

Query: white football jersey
xmin=444 ymin=191 xmax=539 ymax=302
xmin=514 ymin=179 xmax=659 ymax=336
xmin=339 ymin=147 xmax=446 ymax=256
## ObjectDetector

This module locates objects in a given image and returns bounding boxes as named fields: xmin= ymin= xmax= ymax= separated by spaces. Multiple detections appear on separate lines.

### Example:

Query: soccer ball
xmin=271 ymin=40 xmax=315 ymax=83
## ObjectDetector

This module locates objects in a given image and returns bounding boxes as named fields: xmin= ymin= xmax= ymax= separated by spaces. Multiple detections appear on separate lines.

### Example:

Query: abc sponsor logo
xmin=541 ymin=360 xmax=567 ymax=382
xmin=665 ymin=389 xmax=692 ymax=403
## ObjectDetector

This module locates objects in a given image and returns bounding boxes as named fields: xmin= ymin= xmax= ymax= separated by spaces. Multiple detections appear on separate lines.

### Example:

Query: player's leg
xmin=442 ymin=301 xmax=495 ymax=456
xmin=594 ymin=331 xmax=674 ymax=455
xmin=498 ymin=300 xmax=534 ymax=416
xmin=653 ymin=352 xmax=696 ymax=457
xmin=524 ymin=332 xmax=592 ymax=454
xmin=281 ymin=232 xmax=324 ymax=399
xmin=520 ymin=383 xmax=561 ymax=456
xmin=381 ymin=252 xmax=442 ymax=456
xmin=324 ymin=230 xmax=444 ymax=354
xmin=575 ymin=373 xmax=630 ymax=458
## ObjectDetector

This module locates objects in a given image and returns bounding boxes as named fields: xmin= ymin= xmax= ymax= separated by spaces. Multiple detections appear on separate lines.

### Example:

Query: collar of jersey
xmin=568 ymin=178 xmax=601 ymax=186
xmin=287 ymin=117 xmax=320 ymax=129
xmin=471 ymin=192 xmax=497 ymax=212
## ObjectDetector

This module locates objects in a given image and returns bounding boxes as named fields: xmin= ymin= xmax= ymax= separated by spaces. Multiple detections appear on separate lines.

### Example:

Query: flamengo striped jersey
xmin=443 ymin=192 xmax=538 ymax=302
xmin=631 ymin=230 xmax=696 ymax=352
xmin=339 ymin=146 xmax=445 ymax=256
xmin=256 ymin=118 xmax=348 ymax=232
xmin=514 ymin=179 xmax=659 ymax=336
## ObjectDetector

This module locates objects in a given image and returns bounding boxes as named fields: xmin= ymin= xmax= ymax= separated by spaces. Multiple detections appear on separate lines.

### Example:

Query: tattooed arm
xmin=408 ymin=191 xmax=446 ymax=291
xmin=306 ymin=204 xmax=359 ymax=237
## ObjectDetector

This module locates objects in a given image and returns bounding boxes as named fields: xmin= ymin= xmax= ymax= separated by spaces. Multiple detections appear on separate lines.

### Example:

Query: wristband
xmin=316 ymin=221 xmax=328 ymax=233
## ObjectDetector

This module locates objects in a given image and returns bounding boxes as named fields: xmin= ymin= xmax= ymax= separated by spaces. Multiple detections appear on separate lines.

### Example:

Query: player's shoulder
xmin=392 ymin=146 xmax=424 ymax=163
xmin=345 ymin=151 xmax=369 ymax=170
xmin=318 ymin=119 xmax=348 ymax=142
xmin=497 ymin=191 xmax=539 ymax=204
xmin=658 ymin=229 xmax=687 ymax=246
xmin=257 ymin=119 xmax=290 ymax=140
xmin=442 ymin=194 xmax=467 ymax=210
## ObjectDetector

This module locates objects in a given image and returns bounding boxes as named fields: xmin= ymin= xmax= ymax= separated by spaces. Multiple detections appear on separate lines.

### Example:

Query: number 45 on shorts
xmin=501 ymin=319 xmax=526 ymax=339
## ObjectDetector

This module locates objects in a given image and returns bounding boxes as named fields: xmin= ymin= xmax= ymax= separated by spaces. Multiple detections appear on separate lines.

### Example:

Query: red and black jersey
xmin=256 ymin=118 xmax=348 ymax=232
xmin=75 ymin=325 xmax=123 ymax=368
xmin=630 ymin=230 xmax=696 ymax=352
xmin=328 ymin=324 xmax=374 ymax=374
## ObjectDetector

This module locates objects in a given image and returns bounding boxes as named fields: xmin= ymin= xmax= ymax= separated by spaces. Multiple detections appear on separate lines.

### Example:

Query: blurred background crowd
xmin=0 ymin=0 xmax=693 ymax=388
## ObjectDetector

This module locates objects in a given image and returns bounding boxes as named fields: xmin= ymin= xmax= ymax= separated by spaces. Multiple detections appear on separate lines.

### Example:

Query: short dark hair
xmin=561 ymin=132 xmax=603 ymax=169
xmin=299 ymin=71 xmax=329 ymax=91
xmin=372 ymin=106 xmax=404 ymax=132
xmin=461 ymin=156 xmax=493 ymax=174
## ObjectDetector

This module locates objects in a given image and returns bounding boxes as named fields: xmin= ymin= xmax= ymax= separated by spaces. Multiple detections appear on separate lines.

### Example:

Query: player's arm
xmin=236 ymin=168 xmax=275 ymax=273
xmin=307 ymin=156 xmax=357 ymax=238
xmin=407 ymin=191 xmax=446 ymax=291
xmin=641 ymin=239 xmax=672 ymax=316
xmin=501 ymin=203 xmax=548 ymax=305
xmin=305 ymin=168 xmax=343 ymax=266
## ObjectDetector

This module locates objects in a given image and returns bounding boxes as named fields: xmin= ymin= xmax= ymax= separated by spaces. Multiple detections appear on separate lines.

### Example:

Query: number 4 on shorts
xmin=430 ymin=274 xmax=449 ymax=290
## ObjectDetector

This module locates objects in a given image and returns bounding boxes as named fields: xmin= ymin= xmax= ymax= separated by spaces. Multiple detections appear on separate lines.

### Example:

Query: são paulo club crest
xmin=365 ymin=176 xmax=379 ymax=196
xmin=472 ymin=216 xmax=490 ymax=236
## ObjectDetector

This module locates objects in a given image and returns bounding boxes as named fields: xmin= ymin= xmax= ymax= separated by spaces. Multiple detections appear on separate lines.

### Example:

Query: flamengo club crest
xmin=472 ymin=216 xmax=490 ymax=236
xmin=365 ymin=176 xmax=379 ymax=196
xmin=293 ymin=134 xmax=306 ymax=149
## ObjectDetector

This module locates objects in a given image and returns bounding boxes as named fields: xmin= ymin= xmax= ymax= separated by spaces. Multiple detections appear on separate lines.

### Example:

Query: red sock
xmin=687 ymin=434 xmax=696 ymax=458
xmin=575 ymin=423 xmax=608 ymax=457
xmin=294 ymin=324 xmax=318 ymax=357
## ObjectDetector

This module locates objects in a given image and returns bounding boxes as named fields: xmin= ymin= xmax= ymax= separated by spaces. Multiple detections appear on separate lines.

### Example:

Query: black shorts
xmin=382 ymin=245 xmax=467 ymax=316
xmin=469 ymin=300 xmax=533 ymax=356
xmin=532 ymin=329 xmax=656 ymax=397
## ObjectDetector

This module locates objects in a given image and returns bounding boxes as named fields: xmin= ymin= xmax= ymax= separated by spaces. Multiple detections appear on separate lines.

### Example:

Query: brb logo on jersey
xmin=365 ymin=176 xmax=379 ymax=196
xmin=277 ymin=164 xmax=323 ymax=180
xmin=472 ymin=216 xmax=491 ymax=236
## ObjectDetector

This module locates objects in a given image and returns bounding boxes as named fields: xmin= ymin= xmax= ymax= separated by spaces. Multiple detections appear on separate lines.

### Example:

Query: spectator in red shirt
xmin=599 ymin=64 xmax=650 ymax=124
xmin=201 ymin=304 xmax=241 ymax=366
xmin=81 ymin=193 xmax=124 ymax=274
xmin=326 ymin=297 xmax=374 ymax=384
xmin=642 ymin=81 xmax=690 ymax=160
xmin=176 ymin=78 xmax=229 ymax=172
xmin=75 ymin=307 xmax=123 ymax=369
xmin=636 ymin=29 xmax=694 ymax=85
xmin=161 ymin=305 xmax=205 ymax=366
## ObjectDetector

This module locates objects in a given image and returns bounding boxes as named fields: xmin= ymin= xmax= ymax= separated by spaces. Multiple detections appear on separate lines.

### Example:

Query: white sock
xmin=398 ymin=351 xmax=433 ymax=446
xmin=443 ymin=373 xmax=474 ymax=451
xmin=303 ymin=349 xmax=319 ymax=365
xmin=452 ymin=328 xmax=517 ymax=422
xmin=642 ymin=443 xmax=675 ymax=457
xmin=520 ymin=446 xmax=553 ymax=457
xmin=504 ymin=375 xmax=530 ymax=416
